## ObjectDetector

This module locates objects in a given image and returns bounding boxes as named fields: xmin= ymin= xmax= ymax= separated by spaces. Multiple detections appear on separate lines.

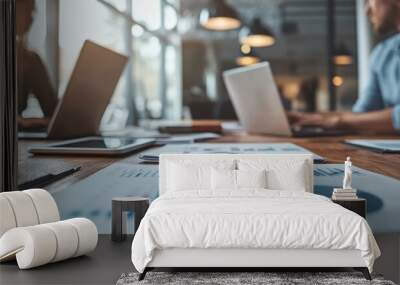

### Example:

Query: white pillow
xmin=238 ymin=159 xmax=310 ymax=192
xmin=237 ymin=169 xmax=267 ymax=189
xmin=211 ymin=169 xmax=236 ymax=190
xmin=167 ymin=160 xmax=235 ymax=192
xmin=167 ymin=163 xmax=209 ymax=191
xmin=211 ymin=169 xmax=267 ymax=190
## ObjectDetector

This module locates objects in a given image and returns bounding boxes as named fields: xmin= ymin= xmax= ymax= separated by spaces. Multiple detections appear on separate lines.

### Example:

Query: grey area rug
xmin=116 ymin=272 xmax=396 ymax=285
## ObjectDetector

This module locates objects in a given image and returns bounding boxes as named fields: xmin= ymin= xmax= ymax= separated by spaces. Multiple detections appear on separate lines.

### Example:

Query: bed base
xmin=138 ymin=248 xmax=372 ymax=281
xmin=138 ymin=267 xmax=371 ymax=281
xmin=354 ymin=267 xmax=372 ymax=280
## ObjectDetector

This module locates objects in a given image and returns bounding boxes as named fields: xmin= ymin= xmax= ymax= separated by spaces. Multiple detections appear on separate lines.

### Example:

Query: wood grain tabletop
xmin=18 ymin=133 xmax=400 ymax=193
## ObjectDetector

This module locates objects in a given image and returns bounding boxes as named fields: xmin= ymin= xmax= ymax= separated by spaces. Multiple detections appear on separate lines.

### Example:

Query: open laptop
xmin=223 ymin=62 xmax=344 ymax=137
xmin=18 ymin=40 xmax=128 ymax=139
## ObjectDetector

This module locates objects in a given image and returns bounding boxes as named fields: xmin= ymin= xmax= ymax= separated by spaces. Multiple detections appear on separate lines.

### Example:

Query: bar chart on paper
xmin=52 ymin=162 xmax=400 ymax=234
xmin=139 ymin=143 xmax=325 ymax=162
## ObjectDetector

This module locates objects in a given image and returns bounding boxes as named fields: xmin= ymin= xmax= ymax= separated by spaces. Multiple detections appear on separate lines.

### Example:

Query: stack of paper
xmin=344 ymin=139 xmax=400 ymax=153
xmin=139 ymin=143 xmax=325 ymax=163
xmin=332 ymin=188 xmax=358 ymax=200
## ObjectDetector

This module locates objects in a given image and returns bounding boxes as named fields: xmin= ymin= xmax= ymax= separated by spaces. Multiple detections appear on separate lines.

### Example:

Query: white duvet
xmin=131 ymin=190 xmax=380 ymax=273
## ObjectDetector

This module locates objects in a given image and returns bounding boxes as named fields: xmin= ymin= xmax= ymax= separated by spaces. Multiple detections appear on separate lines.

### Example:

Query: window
xmin=18 ymin=0 xmax=182 ymax=131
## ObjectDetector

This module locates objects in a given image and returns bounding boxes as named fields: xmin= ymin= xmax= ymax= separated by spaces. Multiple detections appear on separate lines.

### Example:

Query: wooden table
xmin=15 ymin=133 xmax=400 ymax=284
xmin=18 ymin=133 xmax=400 ymax=192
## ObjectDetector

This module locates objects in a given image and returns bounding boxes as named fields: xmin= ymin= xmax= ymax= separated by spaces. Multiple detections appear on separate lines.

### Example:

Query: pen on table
xmin=18 ymin=166 xmax=81 ymax=190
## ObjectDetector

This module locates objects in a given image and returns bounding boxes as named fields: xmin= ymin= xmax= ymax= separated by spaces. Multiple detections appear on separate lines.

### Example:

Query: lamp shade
xmin=200 ymin=0 xmax=241 ymax=31
xmin=333 ymin=44 xmax=353 ymax=65
xmin=236 ymin=45 xmax=260 ymax=66
xmin=240 ymin=18 xmax=275 ymax=47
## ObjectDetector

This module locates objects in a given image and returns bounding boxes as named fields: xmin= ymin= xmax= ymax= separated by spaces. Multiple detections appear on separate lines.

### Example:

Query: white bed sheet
xmin=131 ymin=190 xmax=380 ymax=273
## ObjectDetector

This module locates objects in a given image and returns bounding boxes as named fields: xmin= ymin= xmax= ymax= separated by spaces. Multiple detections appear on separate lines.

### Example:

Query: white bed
xmin=131 ymin=154 xmax=380 ymax=280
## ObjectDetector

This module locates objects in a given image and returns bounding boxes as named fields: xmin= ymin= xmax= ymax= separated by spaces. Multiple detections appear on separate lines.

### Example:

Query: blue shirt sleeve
xmin=352 ymin=49 xmax=385 ymax=113
xmin=392 ymin=105 xmax=400 ymax=130
xmin=352 ymin=43 xmax=400 ymax=131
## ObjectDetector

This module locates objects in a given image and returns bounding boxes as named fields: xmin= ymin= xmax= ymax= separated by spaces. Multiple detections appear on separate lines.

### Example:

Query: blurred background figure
xmin=16 ymin=0 xmax=58 ymax=131
xmin=13 ymin=0 xmax=398 ymax=134
xmin=290 ymin=0 xmax=400 ymax=134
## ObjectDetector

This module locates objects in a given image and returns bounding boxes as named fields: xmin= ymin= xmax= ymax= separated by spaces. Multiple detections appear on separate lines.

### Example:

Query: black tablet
xmin=29 ymin=137 xmax=156 ymax=156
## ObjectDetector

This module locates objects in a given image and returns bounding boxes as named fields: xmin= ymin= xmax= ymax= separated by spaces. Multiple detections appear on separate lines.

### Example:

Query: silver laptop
xmin=19 ymin=40 xmax=128 ymax=139
xmin=223 ymin=62 xmax=344 ymax=137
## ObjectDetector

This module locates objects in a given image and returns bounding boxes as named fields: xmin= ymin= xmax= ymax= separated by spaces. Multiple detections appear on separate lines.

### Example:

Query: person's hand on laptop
xmin=287 ymin=111 xmax=342 ymax=129
xmin=288 ymin=109 xmax=397 ymax=134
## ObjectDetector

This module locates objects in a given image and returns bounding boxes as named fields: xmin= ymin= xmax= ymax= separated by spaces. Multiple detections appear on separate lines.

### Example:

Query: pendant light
xmin=333 ymin=44 xmax=353 ymax=65
xmin=200 ymin=0 xmax=241 ymax=31
xmin=236 ymin=44 xmax=260 ymax=66
xmin=240 ymin=18 xmax=275 ymax=47
xmin=332 ymin=75 xmax=344 ymax=87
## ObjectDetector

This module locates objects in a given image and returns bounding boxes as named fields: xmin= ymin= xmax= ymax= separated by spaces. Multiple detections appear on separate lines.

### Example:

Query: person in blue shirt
xmin=290 ymin=0 xmax=400 ymax=134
